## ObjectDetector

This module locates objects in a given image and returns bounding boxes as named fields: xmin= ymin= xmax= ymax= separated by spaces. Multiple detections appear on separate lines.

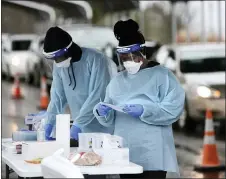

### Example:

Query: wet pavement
xmin=1 ymin=81 xmax=225 ymax=178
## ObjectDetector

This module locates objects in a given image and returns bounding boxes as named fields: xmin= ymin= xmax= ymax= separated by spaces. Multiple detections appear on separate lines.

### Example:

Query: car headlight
xmin=197 ymin=86 xmax=221 ymax=98
xmin=11 ymin=56 xmax=20 ymax=66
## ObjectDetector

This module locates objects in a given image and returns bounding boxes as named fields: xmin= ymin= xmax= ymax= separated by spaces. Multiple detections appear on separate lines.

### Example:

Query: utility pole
xmin=171 ymin=2 xmax=177 ymax=44
xmin=201 ymin=1 xmax=206 ymax=42
xmin=208 ymin=1 xmax=214 ymax=37
xmin=185 ymin=2 xmax=190 ymax=43
xmin=139 ymin=9 xmax=145 ymax=37
xmin=218 ymin=0 xmax=222 ymax=42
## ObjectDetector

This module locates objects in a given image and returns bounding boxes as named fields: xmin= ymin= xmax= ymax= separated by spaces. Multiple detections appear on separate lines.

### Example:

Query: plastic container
xmin=12 ymin=131 xmax=37 ymax=141
xmin=37 ymin=119 xmax=45 ymax=142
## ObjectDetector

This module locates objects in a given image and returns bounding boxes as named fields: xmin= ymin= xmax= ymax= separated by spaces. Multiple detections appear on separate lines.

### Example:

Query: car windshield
xmin=12 ymin=40 xmax=31 ymax=51
xmin=179 ymin=49 xmax=225 ymax=73
xmin=180 ymin=57 xmax=225 ymax=73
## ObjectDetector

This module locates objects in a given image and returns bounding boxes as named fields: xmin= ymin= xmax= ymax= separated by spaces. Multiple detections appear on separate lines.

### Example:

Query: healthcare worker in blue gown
xmin=42 ymin=26 xmax=114 ymax=141
xmin=93 ymin=19 xmax=185 ymax=179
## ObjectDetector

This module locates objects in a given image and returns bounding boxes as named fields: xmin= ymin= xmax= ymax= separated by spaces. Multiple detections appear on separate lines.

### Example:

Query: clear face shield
xmin=116 ymin=44 xmax=146 ymax=74
xmin=42 ymin=41 xmax=73 ymax=70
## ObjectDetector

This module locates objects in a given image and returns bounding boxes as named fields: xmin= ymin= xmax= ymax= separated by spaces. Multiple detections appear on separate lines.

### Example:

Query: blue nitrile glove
xmin=122 ymin=104 xmax=144 ymax=118
xmin=45 ymin=124 xmax=56 ymax=140
xmin=46 ymin=136 xmax=56 ymax=141
xmin=97 ymin=104 xmax=112 ymax=116
xmin=70 ymin=125 xmax=82 ymax=140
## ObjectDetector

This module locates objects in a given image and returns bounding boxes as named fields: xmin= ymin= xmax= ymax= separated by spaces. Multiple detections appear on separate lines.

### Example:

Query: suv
xmin=173 ymin=43 xmax=225 ymax=131
xmin=2 ymin=34 xmax=42 ymax=84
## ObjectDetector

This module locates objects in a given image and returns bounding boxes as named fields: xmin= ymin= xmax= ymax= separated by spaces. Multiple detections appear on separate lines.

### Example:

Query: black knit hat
xmin=113 ymin=19 xmax=145 ymax=47
xmin=43 ymin=26 xmax=82 ymax=63
xmin=43 ymin=26 xmax=72 ymax=53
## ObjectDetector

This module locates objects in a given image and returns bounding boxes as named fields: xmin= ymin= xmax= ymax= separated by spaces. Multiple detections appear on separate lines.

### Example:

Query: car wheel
xmin=6 ymin=64 xmax=12 ymax=81
xmin=32 ymin=64 xmax=41 ymax=87
xmin=27 ymin=72 xmax=34 ymax=85
xmin=1 ymin=67 xmax=7 ymax=80
xmin=25 ymin=63 xmax=33 ymax=85
xmin=218 ymin=121 xmax=225 ymax=140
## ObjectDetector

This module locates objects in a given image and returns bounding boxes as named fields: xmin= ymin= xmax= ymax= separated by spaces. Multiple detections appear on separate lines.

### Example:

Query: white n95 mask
xmin=54 ymin=57 xmax=72 ymax=68
xmin=123 ymin=61 xmax=143 ymax=74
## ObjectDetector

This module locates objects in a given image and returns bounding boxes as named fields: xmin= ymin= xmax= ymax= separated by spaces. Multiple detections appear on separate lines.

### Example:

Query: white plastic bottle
xmin=37 ymin=118 xmax=45 ymax=142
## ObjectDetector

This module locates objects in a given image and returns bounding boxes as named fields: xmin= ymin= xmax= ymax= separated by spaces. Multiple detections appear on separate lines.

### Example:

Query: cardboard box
xmin=78 ymin=133 xmax=123 ymax=151
xmin=102 ymin=135 xmax=123 ymax=149
xmin=78 ymin=133 xmax=111 ymax=151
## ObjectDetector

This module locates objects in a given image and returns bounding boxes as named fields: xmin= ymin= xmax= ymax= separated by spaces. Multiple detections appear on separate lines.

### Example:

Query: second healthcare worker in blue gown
xmin=93 ymin=19 xmax=185 ymax=179
xmin=42 ymin=26 xmax=114 ymax=141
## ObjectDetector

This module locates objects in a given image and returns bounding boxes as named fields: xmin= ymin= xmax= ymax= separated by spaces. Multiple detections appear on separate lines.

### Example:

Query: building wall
xmin=97 ymin=9 xmax=173 ymax=44
xmin=2 ymin=2 xmax=43 ymax=34
xmin=1 ymin=1 xmax=87 ymax=35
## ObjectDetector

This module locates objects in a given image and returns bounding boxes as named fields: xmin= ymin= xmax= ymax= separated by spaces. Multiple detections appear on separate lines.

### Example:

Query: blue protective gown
xmin=93 ymin=65 xmax=185 ymax=174
xmin=47 ymin=47 xmax=114 ymax=137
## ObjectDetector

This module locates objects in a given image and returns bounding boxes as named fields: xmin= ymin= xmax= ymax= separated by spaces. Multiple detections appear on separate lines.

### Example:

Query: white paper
xmin=100 ymin=102 xmax=125 ymax=113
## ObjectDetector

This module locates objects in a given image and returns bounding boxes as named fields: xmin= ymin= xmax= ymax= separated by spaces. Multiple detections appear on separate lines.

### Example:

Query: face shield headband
xmin=116 ymin=43 xmax=145 ymax=54
xmin=116 ymin=43 xmax=146 ymax=63
xmin=42 ymin=41 xmax=73 ymax=60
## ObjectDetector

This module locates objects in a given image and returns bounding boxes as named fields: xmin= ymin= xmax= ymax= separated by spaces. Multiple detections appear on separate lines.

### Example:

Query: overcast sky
xmin=139 ymin=1 xmax=225 ymax=38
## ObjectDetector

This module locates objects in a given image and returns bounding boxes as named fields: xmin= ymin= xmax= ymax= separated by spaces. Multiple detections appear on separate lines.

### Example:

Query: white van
xmin=174 ymin=43 xmax=225 ymax=131
xmin=3 ymin=34 xmax=41 ymax=84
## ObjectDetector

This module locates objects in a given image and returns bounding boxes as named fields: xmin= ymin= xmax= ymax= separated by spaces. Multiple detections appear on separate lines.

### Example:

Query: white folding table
xmin=2 ymin=138 xmax=143 ymax=178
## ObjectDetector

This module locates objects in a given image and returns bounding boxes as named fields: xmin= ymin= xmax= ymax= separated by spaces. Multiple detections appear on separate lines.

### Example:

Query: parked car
xmin=2 ymin=34 xmax=42 ymax=84
xmin=173 ymin=43 xmax=225 ymax=131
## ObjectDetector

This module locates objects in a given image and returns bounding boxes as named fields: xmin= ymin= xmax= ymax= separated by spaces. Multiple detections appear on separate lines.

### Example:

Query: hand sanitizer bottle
xmin=37 ymin=118 xmax=45 ymax=142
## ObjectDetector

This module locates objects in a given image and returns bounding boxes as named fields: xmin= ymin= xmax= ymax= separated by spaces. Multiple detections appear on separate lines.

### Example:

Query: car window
xmin=180 ymin=57 xmax=225 ymax=73
xmin=12 ymin=40 xmax=31 ymax=51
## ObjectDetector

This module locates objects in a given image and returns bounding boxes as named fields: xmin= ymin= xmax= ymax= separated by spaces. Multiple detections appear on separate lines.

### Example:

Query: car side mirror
xmin=3 ymin=47 xmax=9 ymax=53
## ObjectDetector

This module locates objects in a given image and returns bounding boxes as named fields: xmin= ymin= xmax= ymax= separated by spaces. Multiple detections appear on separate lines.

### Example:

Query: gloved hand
xmin=97 ymin=104 xmax=112 ymax=116
xmin=122 ymin=104 xmax=144 ymax=118
xmin=45 ymin=124 xmax=55 ymax=141
xmin=70 ymin=125 xmax=82 ymax=140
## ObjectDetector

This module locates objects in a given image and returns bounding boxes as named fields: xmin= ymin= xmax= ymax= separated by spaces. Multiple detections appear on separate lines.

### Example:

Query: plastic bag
xmin=26 ymin=111 xmax=48 ymax=131
xmin=69 ymin=152 xmax=102 ymax=166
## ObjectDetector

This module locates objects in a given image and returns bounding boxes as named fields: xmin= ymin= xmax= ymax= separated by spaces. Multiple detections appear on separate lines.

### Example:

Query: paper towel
xmin=56 ymin=114 xmax=70 ymax=158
